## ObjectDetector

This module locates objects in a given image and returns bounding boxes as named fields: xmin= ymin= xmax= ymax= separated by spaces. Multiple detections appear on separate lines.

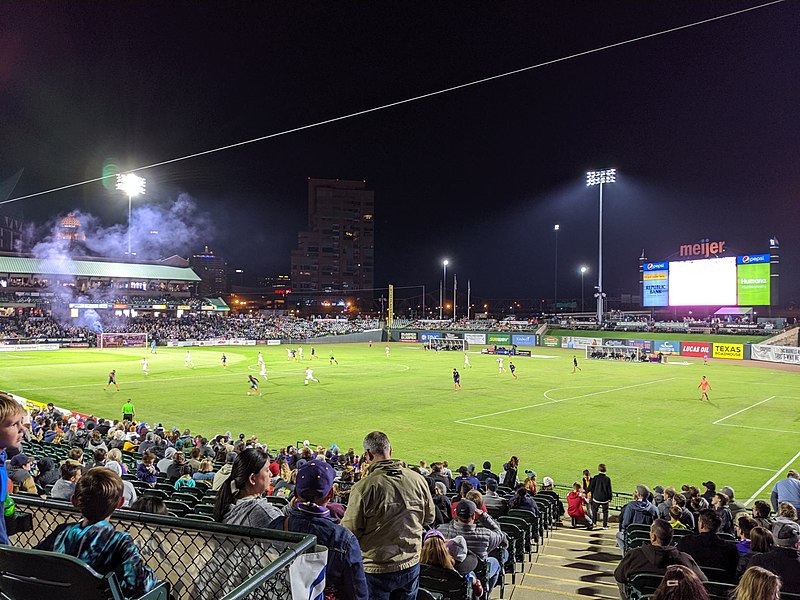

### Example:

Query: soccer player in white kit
xmin=304 ymin=367 xmax=319 ymax=385
xmin=497 ymin=356 xmax=505 ymax=373
xmin=257 ymin=352 xmax=264 ymax=367
xmin=287 ymin=348 xmax=293 ymax=361
xmin=385 ymin=345 xmax=390 ymax=357
xmin=297 ymin=346 xmax=304 ymax=360
xmin=464 ymin=353 xmax=471 ymax=368
xmin=185 ymin=351 xmax=194 ymax=368
xmin=259 ymin=362 xmax=268 ymax=378
xmin=142 ymin=358 xmax=149 ymax=376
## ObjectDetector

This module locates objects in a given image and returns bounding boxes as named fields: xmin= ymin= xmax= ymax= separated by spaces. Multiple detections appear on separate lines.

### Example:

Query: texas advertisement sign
xmin=713 ymin=343 xmax=744 ymax=360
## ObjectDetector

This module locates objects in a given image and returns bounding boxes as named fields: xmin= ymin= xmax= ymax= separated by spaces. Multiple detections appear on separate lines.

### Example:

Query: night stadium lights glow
xmin=116 ymin=173 xmax=146 ymax=256
xmin=585 ymin=168 xmax=616 ymax=324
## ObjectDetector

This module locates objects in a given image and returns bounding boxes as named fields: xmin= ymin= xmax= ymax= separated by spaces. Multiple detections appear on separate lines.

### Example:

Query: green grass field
xmin=3 ymin=342 xmax=799 ymax=504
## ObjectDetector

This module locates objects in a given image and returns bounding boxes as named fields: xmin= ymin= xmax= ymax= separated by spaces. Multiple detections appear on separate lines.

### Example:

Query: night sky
xmin=1 ymin=2 xmax=797 ymax=306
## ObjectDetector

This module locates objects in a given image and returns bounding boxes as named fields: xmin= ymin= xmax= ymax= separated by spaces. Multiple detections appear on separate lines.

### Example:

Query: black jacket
xmin=676 ymin=532 xmax=739 ymax=582
xmin=587 ymin=473 xmax=612 ymax=503
xmin=614 ymin=544 xmax=706 ymax=583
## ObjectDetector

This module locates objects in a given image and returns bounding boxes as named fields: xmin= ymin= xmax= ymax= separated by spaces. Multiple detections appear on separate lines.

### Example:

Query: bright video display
xmin=642 ymin=254 xmax=771 ymax=307
xmin=669 ymin=257 xmax=737 ymax=306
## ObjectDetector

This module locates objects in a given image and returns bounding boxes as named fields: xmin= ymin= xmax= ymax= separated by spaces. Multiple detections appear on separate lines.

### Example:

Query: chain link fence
xmin=10 ymin=495 xmax=317 ymax=600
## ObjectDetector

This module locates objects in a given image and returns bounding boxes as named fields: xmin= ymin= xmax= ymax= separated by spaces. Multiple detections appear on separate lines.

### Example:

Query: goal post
xmin=585 ymin=344 xmax=642 ymax=361
xmin=429 ymin=338 xmax=469 ymax=351
xmin=98 ymin=332 xmax=149 ymax=350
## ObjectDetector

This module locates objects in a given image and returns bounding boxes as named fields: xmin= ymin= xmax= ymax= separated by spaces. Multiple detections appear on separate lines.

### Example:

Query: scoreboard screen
xmin=643 ymin=254 xmax=770 ymax=307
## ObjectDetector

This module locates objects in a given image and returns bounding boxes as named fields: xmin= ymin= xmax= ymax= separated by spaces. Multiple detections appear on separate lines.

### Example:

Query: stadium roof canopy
xmin=0 ymin=256 xmax=200 ymax=282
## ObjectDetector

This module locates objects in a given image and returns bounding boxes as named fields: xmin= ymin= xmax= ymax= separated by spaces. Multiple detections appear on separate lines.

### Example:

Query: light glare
xmin=116 ymin=173 xmax=146 ymax=197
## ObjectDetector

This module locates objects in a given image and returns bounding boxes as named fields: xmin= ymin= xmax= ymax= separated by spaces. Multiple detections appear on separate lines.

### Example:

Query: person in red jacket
xmin=567 ymin=482 xmax=594 ymax=529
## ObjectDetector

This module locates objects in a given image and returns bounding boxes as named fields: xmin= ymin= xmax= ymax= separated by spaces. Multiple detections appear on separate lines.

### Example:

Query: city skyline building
xmin=190 ymin=245 xmax=228 ymax=297
xmin=291 ymin=178 xmax=374 ymax=309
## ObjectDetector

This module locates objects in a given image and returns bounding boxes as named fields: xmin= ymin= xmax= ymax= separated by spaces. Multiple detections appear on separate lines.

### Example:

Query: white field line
xmin=459 ymin=378 xmax=675 ymax=422
xmin=455 ymin=420 xmax=774 ymax=472
xmin=744 ymin=448 xmax=800 ymax=507
xmin=717 ymin=423 xmax=800 ymax=435
xmin=713 ymin=397 xmax=775 ymax=425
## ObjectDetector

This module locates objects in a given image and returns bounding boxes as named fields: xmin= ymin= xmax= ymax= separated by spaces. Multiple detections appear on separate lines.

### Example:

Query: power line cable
xmin=1 ymin=0 xmax=785 ymax=206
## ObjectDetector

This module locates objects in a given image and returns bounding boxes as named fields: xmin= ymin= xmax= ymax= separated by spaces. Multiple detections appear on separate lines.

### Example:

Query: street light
xmin=580 ymin=265 xmax=588 ymax=312
xmin=554 ymin=224 xmax=560 ymax=313
xmin=586 ymin=169 xmax=616 ymax=324
xmin=116 ymin=173 xmax=146 ymax=256
xmin=440 ymin=259 xmax=449 ymax=319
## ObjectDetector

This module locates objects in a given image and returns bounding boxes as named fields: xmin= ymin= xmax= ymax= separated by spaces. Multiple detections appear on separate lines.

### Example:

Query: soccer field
xmin=3 ymin=342 xmax=799 ymax=503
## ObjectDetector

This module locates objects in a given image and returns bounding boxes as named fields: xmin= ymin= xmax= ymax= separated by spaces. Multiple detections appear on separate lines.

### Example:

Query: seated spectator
xmin=523 ymin=470 xmax=538 ymax=495
xmin=737 ymin=526 xmax=774 ymax=578
xmin=107 ymin=430 xmax=125 ymax=450
xmin=481 ymin=478 xmax=509 ymax=517
xmin=454 ymin=466 xmax=480 ymax=493
xmin=174 ymin=465 xmax=195 ymax=490
xmin=8 ymin=454 xmax=38 ymax=494
xmin=50 ymin=463 xmax=82 ymax=501
xmin=736 ymin=514 xmax=759 ymax=556
xmin=420 ymin=529 xmax=482 ymax=598
xmin=475 ymin=461 xmax=498 ymax=484
xmin=52 ymin=468 xmax=161 ymax=598
xmin=138 ymin=432 xmax=156 ymax=455
xmin=106 ymin=448 xmax=128 ymax=475
xmin=567 ymin=482 xmax=594 ymax=529
xmin=669 ymin=506 xmax=688 ymax=529
xmin=752 ymin=500 xmax=774 ymax=529
xmin=166 ymin=451 xmax=186 ymax=482
xmin=776 ymin=501 xmax=799 ymax=524
xmin=105 ymin=461 xmax=137 ymax=507
xmin=650 ymin=564 xmax=710 ymax=600
xmin=156 ymin=447 xmax=176 ymax=474
xmin=720 ymin=486 xmax=746 ymax=516
xmin=509 ymin=484 xmax=537 ymax=514
xmin=614 ymin=519 xmax=706 ymax=599
xmin=36 ymin=457 xmax=60 ymax=489
xmin=676 ymin=509 xmax=739 ymax=582
xmin=193 ymin=459 xmax=216 ymax=483
xmin=732 ymin=566 xmax=781 ymax=600
xmin=748 ymin=521 xmax=800 ymax=594
xmin=136 ymin=452 xmax=158 ymax=487
xmin=130 ymin=496 xmax=168 ymax=515
xmin=85 ymin=430 xmax=108 ymax=453
xmin=91 ymin=448 xmax=107 ymax=469
xmin=428 ymin=462 xmax=453 ymax=492
xmin=268 ymin=459 xmax=368 ymax=600
xmin=539 ymin=476 xmax=565 ymax=517
xmin=122 ymin=433 xmax=139 ymax=453
xmin=431 ymin=481 xmax=452 ymax=525
xmin=712 ymin=492 xmax=735 ymax=536
xmin=439 ymin=499 xmax=508 ymax=597
xmin=616 ymin=484 xmax=659 ymax=549
xmin=187 ymin=447 xmax=203 ymax=472
xmin=213 ymin=448 xmax=282 ymax=527
xmin=213 ymin=451 xmax=236 ymax=491
xmin=672 ymin=494 xmax=695 ymax=530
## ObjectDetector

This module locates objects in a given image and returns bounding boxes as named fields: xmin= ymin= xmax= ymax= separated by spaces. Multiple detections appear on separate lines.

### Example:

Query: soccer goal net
xmin=98 ymin=332 xmax=149 ymax=349
xmin=585 ymin=344 xmax=642 ymax=361
xmin=429 ymin=338 xmax=469 ymax=351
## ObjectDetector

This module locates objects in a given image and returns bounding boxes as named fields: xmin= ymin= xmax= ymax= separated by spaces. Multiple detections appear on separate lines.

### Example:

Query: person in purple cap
xmin=270 ymin=459 xmax=368 ymax=600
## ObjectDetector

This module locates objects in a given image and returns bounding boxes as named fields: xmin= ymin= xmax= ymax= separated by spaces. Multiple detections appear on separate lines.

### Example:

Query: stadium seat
xmin=193 ymin=504 xmax=215 ymax=516
xmin=141 ymin=489 xmax=169 ymax=500
xmin=507 ymin=508 xmax=540 ymax=552
xmin=163 ymin=501 xmax=192 ymax=517
xmin=495 ymin=522 xmax=521 ymax=584
xmin=0 ymin=545 xmax=170 ymax=600
xmin=499 ymin=515 xmax=530 ymax=562
xmin=416 ymin=588 xmax=442 ymax=600
xmin=625 ymin=572 xmax=663 ymax=600
xmin=418 ymin=564 xmax=471 ymax=600
xmin=265 ymin=496 xmax=288 ymax=507
xmin=624 ymin=531 xmax=651 ymax=553
xmin=170 ymin=492 xmax=198 ymax=507
xmin=704 ymin=580 xmax=735 ymax=600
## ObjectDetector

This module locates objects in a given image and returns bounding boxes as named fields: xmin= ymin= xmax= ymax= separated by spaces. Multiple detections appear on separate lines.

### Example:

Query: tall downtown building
xmin=291 ymin=178 xmax=374 ymax=307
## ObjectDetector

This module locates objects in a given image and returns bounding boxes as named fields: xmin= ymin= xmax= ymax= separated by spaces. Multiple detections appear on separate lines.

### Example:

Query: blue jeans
xmin=365 ymin=563 xmax=420 ymax=600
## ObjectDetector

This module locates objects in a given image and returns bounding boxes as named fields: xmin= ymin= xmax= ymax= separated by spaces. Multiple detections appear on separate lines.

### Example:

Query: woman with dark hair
xmin=131 ymin=496 xmax=168 ymax=515
xmin=501 ymin=456 xmax=519 ymax=489
xmin=166 ymin=451 xmax=186 ymax=482
xmin=509 ymin=485 xmax=537 ymax=513
xmin=213 ymin=448 xmax=283 ymax=526
xmin=712 ymin=493 xmax=735 ymax=536
xmin=651 ymin=564 xmax=709 ymax=600
xmin=752 ymin=500 xmax=774 ymax=529
xmin=36 ymin=458 xmax=60 ymax=488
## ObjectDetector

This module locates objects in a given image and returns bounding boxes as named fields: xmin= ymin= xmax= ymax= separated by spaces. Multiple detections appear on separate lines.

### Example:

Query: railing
xmin=553 ymin=483 xmax=634 ymax=512
xmin=10 ymin=495 xmax=317 ymax=600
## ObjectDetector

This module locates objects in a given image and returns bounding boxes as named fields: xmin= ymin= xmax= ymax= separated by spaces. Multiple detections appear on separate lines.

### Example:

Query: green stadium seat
xmin=0 ymin=545 xmax=170 ymax=600
xmin=625 ymin=572 xmax=663 ymax=600
xmin=163 ymin=501 xmax=191 ymax=517
xmin=419 ymin=564 xmax=471 ymax=600
xmin=193 ymin=504 xmax=215 ymax=516
xmin=171 ymin=492 xmax=198 ymax=506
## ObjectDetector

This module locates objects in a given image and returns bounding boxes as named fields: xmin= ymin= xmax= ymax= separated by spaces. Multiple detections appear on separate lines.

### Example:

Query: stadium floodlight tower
xmin=586 ymin=168 xmax=616 ymax=324
xmin=553 ymin=224 xmax=560 ymax=313
xmin=440 ymin=259 xmax=449 ymax=320
xmin=580 ymin=265 xmax=588 ymax=312
xmin=116 ymin=173 xmax=146 ymax=257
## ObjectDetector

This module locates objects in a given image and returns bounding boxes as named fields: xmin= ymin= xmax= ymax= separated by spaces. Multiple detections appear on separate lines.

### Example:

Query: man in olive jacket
xmin=342 ymin=431 xmax=435 ymax=600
